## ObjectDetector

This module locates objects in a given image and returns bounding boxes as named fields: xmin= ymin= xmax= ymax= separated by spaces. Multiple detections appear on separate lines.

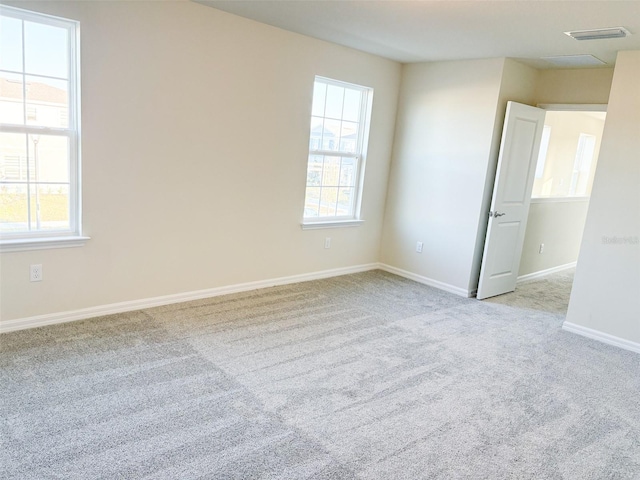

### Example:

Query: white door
xmin=477 ymin=102 xmax=546 ymax=300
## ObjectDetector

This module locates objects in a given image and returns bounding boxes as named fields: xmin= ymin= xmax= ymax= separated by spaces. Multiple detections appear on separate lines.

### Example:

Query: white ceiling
xmin=195 ymin=0 xmax=640 ymax=68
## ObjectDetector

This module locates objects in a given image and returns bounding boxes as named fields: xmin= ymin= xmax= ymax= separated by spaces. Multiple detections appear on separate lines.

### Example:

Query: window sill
xmin=0 ymin=235 xmax=90 ymax=253
xmin=301 ymin=220 xmax=364 ymax=230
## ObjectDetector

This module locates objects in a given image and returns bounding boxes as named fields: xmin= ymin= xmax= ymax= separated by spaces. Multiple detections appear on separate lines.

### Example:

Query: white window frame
xmin=301 ymin=76 xmax=373 ymax=229
xmin=0 ymin=5 xmax=87 ymax=252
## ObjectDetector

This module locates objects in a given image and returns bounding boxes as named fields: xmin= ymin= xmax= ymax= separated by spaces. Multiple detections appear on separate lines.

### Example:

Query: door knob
xmin=490 ymin=211 xmax=506 ymax=218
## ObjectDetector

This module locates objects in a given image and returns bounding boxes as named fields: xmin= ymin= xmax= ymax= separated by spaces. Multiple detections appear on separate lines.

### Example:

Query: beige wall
xmin=565 ymin=51 xmax=640 ymax=345
xmin=380 ymin=58 xmax=541 ymax=294
xmin=380 ymin=58 xmax=506 ymax=294
xmin=0 ymin=1 xmax=401 ymax=321
xmin=535 ymin=68 xmax=614 ymax=105
xmin=519 ymin=199 xmax=589 ymax=276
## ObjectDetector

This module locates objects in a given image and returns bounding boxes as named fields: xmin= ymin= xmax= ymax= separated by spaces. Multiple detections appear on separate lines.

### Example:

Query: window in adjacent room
xmin=0 ymin=5 xmax=84 ymax=250
xmin=534 ymin=125 xmax=551 ymax=180
xmin=531 ymin=111 xmax=605 ymax=199
xmin=302 ymin=76 xmax=372 ymax=226
xmin=568 ymin=133 xmax=597 ymax=196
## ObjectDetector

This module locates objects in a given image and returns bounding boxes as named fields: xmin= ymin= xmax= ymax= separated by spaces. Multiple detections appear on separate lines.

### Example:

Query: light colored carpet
xmin=1 ymin=269 xmax=639 ymax=479
xmin=484 ymin=268 xmax=576 ymax=314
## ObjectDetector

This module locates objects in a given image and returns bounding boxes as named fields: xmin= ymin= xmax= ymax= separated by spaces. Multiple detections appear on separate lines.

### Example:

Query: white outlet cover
xmin=30 ymin=264 xmax=43 ymax=282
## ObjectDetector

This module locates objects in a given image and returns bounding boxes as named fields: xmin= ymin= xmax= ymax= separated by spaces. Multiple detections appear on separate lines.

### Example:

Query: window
xmin=531 ymin=111 xmax=605 ymax=199
xmin=534 ymin=125 xmax=551 ymax=179
xmin=569 ymin=133 xmax=596 ymax=196
xmin=0 ymin=5 xmax=84 ymax=250
xmin=302 ymin=77 xmax=372 ymax=226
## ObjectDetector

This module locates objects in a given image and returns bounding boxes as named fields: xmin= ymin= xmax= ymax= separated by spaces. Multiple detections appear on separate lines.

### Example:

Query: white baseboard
xmin=562 ymin=322 xmax=640 ymax=355
xmin=378 ymin=264 xmax=473 ymax=298
xmin=517 ymin=262 xmax=577 ymax=283
xmin=0 ymin=263 xmax=379 ymax=334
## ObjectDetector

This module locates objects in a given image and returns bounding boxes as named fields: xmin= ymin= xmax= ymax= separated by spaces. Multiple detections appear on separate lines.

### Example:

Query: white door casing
xmin=477 ymin=102 xmax=546 ymax=300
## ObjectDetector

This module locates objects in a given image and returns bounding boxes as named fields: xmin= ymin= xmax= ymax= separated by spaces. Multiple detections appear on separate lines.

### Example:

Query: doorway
xmin=517 ymin=107 xmax=607 ymax=283
xmin=476 ymin=103 xmax=607 ymax=302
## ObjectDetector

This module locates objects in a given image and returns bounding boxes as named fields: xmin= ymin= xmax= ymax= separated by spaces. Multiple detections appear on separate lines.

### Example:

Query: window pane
xmin=0 ymin=16 xmax=23 ymax=72
xmin=29 ymin=134 xmax=69 ymax=182
xmin=25 ymin=75 xmax=68 ymax=127
xmin=320 ymin=187 xmax=338 ymax=217
xmin=0 ymin=71 xmax=24 ymax=124
xmin=24 ymin=21 xmax=68 ymax=79
xmin=324 ymin=84 xmax=344 ymax=119
xmin=337 ymin=187 xmax=354 ymax=216
xmin=322 ymin=119 xmax=340 ymax=151
xmin=321 ymin=155 xmax=340 ymax=187
xmin=31 ymin=183 xmax=69 ymax=230
xmin=339 ymin=121 xmax=359 ymax=153
xmin=309 ymin=117 xmax=323 ymax=150
xmin=339 ymin=157 xmax=356 ymax=186
xmin=306 ymin=155 xmax=322 ymax=186
xmin=534 ymin=125 xmax=551 ymax=179
xmin=304 ymin=187 xmax=321 ymax=218
xmin=342 ymin=88 xmax=361 ymax=122
xmin=571 ymin=134 xmax=596 ymax=196
xmin=0 ymin=183 xmax=28 ymax=232
xmin=0 ymin=132 xmax=29 ymax=181
xmin=311 ymin=81 xmax=326 ymax=117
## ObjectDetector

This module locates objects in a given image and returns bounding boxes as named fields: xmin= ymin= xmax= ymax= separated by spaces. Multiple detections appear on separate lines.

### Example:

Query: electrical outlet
xmin=539 ymin=243 xmax=545 ymax=254
xmin=324 ymin=237 xmax=331 ymax=249
xmin=30 ymin=264 xmax=43 ymax=282
xmin=416 ymin=241 xmax=423 ymax=253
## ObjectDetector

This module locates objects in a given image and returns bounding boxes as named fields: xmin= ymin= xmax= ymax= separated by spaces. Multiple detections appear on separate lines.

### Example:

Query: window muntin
xmin=303 ymin=77 xmax=371 ymax=222
xmin=0 ymin=6 xmax=80 ymax=240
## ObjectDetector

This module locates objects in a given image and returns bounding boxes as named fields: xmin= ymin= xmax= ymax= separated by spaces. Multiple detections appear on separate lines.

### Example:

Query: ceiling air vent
xmin=564 ymin=27 xmax=631 ymax=41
